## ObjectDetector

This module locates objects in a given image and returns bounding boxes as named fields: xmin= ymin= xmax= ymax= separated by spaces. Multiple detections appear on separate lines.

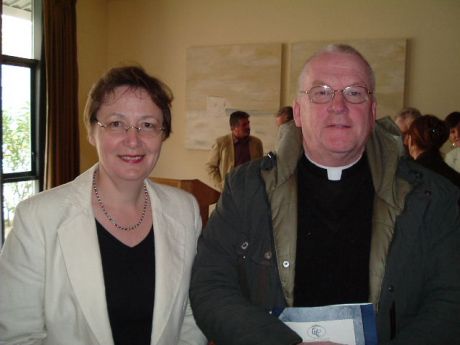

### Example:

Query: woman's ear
xmin=88 ymin=126 xmax=96 ymax=146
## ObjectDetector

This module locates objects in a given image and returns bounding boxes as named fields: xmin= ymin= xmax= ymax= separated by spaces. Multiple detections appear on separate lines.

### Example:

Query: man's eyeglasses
xmin=300 ymin=85 xmax=373 ymax=104
xmin=95 ymin=119 xmax=164 ymax=138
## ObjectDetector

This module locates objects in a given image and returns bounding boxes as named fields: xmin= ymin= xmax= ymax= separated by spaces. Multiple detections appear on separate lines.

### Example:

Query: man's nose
xmin=329 ymin=90 xmax=347 ymax=113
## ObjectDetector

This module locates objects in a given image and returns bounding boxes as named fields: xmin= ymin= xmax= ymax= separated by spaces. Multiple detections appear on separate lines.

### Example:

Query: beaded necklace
xmin=92 ymin=171 xmax=149 ymax=231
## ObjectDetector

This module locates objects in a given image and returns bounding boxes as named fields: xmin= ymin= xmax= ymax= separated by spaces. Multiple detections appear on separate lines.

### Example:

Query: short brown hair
xmin=83 ymin=65 xmax=173 ymax=139
xmin=276 ymin=106 xmax=293 ymax=121
xmin=445 ymin=111 xmax=460 ymax=129
xmin=407 ymin=114 xmax=448 ymax=151
xmin=229 ymin=111 xmax=249 ymax=128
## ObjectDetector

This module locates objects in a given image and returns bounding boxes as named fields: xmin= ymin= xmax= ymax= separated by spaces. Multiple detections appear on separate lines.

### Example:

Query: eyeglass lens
xmin=307 ymin=85 xmax=370 ymax=104
xmin=97 ymin=120 xmax=163 ymax=137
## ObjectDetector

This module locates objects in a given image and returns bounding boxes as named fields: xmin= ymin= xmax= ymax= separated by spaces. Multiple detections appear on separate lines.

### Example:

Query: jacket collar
xmin=272 ymin=119 xmax=407 ymax=209
xmin=265 ymin=120 xmax=303 ymax=188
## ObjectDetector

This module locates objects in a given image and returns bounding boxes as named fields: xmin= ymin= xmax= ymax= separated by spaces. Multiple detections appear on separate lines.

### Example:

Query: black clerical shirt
xmin=294 ymin=154 xmax=374 ymax=307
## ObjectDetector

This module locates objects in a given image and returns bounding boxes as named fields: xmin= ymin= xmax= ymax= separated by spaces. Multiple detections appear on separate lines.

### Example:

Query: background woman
xmin=406 ymin=114 xmax=460 ymax=188
xmin=0 ymin=66 xmax=207 ymax=345
xmin=445 ymin=111 xmax=460 ymax=173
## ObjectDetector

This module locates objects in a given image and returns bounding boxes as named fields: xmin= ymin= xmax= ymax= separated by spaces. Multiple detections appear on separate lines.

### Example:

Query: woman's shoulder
xmin=445 ymin=147 xmax=460 ymax=172
xmin=147 ymin=180 xmax=197 ymax=207
xmin=147 ymin=180 xmax=202 ymax=235
xmin=20 ymin=169 xmax=92 ymax=208
xmin=446 ymin=147 xmax=460 ymax=159
xmin=10 ymin=172 xmax=93 ymax=243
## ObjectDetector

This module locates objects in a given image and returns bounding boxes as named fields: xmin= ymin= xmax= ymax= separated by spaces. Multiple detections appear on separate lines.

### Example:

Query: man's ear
xmin=371 ymin=100 xmax=377 ymax=122
xmin=293 ymin=99 xmax=302 ymax=128
xmin=370 ymin=100 xmax=377 ymax=130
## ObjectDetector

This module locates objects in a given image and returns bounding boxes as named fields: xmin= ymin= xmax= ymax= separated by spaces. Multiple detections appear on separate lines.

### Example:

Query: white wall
xmin=77 ymin=0 xmax=460 ymax=186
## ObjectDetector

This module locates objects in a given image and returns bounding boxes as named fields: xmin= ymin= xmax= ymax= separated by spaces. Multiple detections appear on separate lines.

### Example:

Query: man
xmin=191 ymin=44 xmax=460 ymax=345
xmin=394 ymin=106 xmax=422 ymax=147
xmin=275 ymin=106 xmax=294 ymax=127
xmin=275 ymin=106 xmax=297 ymax=152
xmin=206 ymin=110 xmax=263 ymax=190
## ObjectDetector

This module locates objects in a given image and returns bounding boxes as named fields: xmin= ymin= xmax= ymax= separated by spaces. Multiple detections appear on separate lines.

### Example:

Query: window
xmin=1 ymin=0 xmax=44 ymax=245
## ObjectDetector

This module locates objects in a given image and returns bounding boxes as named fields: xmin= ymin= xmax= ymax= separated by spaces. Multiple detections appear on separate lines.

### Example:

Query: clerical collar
xmin=304 ymin=153 xmax=362 ymax=181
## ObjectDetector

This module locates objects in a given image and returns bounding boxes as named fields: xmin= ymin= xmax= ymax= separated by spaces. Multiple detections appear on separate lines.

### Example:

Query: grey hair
xmin=297 ymin=44 xmax=376 ymax=98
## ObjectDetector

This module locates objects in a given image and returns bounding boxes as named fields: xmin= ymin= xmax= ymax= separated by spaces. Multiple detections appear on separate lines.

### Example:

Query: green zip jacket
xmin=191 ymin=121 xmax=460 ymax=345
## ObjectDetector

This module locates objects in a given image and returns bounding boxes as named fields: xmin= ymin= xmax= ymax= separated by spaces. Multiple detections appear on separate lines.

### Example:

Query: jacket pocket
xmin=236 ymin=239 xmax=274 ymax=306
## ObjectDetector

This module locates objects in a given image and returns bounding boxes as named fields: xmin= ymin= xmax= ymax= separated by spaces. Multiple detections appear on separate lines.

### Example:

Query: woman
xmin=0 ymin=66 xmax=207 ymax=345
xmin=445 ymin=111 xmax=460 ymax=173
xmin=406 ymin=114 xmax=460 ymax=188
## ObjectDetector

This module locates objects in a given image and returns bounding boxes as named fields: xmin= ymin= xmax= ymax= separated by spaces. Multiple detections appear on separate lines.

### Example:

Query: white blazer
xmin=0 ymin=165 xmax=207 ymax=345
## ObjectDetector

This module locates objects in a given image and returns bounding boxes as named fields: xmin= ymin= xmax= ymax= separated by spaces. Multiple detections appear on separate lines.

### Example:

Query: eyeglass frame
xmin=95 ymin=119 xmax=165 ymax=137
xmin=300 ymin=84 xmax=374 ymax=104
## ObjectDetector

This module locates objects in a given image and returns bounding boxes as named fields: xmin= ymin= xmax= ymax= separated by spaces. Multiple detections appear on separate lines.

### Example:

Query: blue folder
xmin=275 ymin=303 xmax=378 ymax=345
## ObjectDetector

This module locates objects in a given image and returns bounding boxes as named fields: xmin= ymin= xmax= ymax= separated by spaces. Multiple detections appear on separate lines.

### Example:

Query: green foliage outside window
xmin=2 ymin=104 xmax=34 ymax=228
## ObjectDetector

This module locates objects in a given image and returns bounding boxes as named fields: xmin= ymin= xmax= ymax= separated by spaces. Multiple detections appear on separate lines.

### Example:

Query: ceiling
xmin=3 ymin=0 xmax=31 ymax=12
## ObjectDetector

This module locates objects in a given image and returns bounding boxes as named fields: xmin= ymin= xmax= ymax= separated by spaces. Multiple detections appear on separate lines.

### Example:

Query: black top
xmin=294 ymin=154 xmax=374 ymax=307
xmin=96 ymin=221 xmax=155 ymax=345
xmin=234 ymin=136 xmax=251 ymax=167
xmin=416 ymin=150 xmax=460 ymax=188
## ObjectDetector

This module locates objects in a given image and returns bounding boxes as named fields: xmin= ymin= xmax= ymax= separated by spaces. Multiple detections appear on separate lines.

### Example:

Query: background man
xmin=191 ymin=44 xmax=460 ymax=345
xmin=206 ymin=110 xmax=263 ymax=190
xmin=275 ymin=106 xmax=294 ymax=127
xmin=394 ymin=106 xmax=422 ymax=147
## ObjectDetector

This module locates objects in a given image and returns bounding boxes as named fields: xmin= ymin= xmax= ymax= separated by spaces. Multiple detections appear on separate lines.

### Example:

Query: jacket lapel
xmin=148 ymin=183 xmax=186 ymax=345
xmin=58 ymin=167 xmax=114 ymax=345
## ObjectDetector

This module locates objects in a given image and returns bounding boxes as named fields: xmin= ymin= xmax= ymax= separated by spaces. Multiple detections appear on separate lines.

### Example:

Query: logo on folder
xmin=307 ymin=324 xmax=327 ymax=339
